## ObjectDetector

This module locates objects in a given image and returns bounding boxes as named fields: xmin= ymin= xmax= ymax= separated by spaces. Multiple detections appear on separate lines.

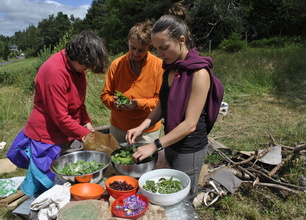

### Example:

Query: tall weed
xmin=85 ymin=72 xmax=111 ymax=127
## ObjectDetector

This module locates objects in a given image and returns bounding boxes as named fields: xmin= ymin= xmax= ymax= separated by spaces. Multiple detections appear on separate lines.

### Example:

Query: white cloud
xmin=0 ymin=0 xmax=90 ymax=37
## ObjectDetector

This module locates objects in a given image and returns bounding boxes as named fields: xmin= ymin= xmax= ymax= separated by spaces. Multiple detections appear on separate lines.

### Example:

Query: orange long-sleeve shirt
xmin=100 ymin=51 xmax=163 ymax=132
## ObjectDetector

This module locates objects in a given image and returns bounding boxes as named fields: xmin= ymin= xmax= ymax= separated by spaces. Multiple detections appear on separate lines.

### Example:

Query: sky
xmin=0 ymin=0 xmax=93 ymax=37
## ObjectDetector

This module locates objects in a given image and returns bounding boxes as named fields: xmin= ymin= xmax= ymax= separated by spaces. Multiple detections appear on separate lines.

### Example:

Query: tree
xmin=189 ymin=0 xmax=251 ymax=49
xmin=38 ymin=12 xmax=72 ymax=51
xmin=85 ymin=0 xmax=176 ymax=54
xmin=82 ymin=0 xmax=108 ymax=32
xmin=11 ymin=24 xmax=41 ymax=57
xmin=0 ymin=35 xmax=10 ymax=60
xmin=246 ymin=0 xmax=306 ymax=38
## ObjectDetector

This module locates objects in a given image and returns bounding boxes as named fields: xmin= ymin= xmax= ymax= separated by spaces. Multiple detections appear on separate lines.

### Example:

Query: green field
xmin=0 ymin=46 xmax=305 ymax=219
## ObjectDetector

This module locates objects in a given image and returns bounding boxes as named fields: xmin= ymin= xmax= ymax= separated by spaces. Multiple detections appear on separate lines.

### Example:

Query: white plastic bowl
xmin=138 ymin=169 xmax=191 ymax=206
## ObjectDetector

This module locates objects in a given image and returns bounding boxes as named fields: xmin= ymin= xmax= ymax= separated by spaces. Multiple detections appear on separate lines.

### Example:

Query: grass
xmin=0 ymin=46 xmax=305 ymax=219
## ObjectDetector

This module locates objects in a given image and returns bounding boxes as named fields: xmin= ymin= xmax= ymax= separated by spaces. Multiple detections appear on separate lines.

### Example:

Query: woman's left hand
xmin=84 ymin=122 xmax=95 ymax=131
xmin=118 ymin=99 xmax=137 ymax=110
xmin=132 ymin=143 xmax=156 ymax=162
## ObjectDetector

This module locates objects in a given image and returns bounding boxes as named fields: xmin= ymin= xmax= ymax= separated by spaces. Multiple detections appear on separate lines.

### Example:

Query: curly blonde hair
xmin=128 ymin=20 xmax=152 ymax=47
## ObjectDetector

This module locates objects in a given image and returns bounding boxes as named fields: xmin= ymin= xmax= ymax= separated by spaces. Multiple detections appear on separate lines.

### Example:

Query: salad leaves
xmin=53 ymin=159 xmax=106 ymax=175
xmin=143 ymin=177 xmax=184 ymax=194
xmin=111 ymin=145 xmax=155 ymax=165
xmin=115 ymin=90 xmax=130 ymax=106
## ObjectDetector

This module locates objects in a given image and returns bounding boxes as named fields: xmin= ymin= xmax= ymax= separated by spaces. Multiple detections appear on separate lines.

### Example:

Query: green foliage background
xmin=1 ymin=0 xmax=306 ymax=59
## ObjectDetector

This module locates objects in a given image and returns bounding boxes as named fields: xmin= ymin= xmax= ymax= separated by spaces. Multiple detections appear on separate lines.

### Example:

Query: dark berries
xmin=109 ymin=180 xmax=135 ymax=191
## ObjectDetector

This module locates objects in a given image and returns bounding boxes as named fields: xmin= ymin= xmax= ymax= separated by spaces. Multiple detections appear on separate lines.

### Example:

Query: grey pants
xmin=165 ymin=146 xmax=208 ymax=202
xmin=110 ymin=124 xmax=160 ymax=144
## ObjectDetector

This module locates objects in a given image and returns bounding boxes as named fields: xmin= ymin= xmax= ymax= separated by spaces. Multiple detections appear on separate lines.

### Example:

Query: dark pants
xmin=165 ymin=146 xmax=208 ymax=202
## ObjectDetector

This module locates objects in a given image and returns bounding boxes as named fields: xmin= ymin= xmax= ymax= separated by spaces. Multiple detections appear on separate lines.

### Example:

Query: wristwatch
xmin=154 ymin=139 xmax=163 ymax=152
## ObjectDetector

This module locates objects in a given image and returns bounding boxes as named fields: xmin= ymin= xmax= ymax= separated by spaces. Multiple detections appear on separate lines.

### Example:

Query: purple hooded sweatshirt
xmin=162 ymin=48 xmax=223 ymax=135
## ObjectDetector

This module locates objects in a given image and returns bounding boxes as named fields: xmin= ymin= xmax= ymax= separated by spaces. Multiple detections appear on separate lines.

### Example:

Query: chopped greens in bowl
xmin=142 ymin=177 xmax=184 ymax=194
xmin=110 ymin=144 xmax=158 ymax=178
xmin=111 ymin=145 xmax=156 ymax=165
xmin=52 ymin=159 xmax=106 ymax=176
xmin=50 ymin=150 xmax=111 ymax=184
xmin=138 ymin=169 xmax=191 ymax=206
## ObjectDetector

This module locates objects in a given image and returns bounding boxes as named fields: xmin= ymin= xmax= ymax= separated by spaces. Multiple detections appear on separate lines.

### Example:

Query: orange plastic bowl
xmin=105 ymin=175 xmax=139 ymax=199
xmin=70 ymin=183 xmax=105 ymax=201
xmin=75 ymin=174 xmax=93 ymax=183
xmin=112 ymin=194 xmax=149 ymax=219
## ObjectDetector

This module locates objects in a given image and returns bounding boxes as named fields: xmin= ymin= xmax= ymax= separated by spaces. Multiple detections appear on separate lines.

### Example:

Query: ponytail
xmin=152 ymin=1 xmax=193 ymax=49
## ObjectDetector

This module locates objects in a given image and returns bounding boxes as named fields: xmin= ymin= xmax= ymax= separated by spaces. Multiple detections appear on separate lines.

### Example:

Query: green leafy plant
xmin=115 ymin=90 xmax=130 ymax=106
xmin=111 ymin=145 xmax=155 ymax=165
xmin=111 ymin=145 xmax=137 ymax=165
xmin=53 ymin=159 xmax=106 ymax=175
xmin=143 ymin=177 xmax=184 ymax=194
xmin=219 ymin=32 xmax=247 ymax=52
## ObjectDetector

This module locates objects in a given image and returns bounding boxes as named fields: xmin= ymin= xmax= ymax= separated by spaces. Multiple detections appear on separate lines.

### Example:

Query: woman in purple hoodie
xmin=126 ymin=3 xmax=223 ymax=201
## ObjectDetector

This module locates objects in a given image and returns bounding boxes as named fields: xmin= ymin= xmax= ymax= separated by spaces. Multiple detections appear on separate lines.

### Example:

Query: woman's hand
xmin=112 ymin=96 xmax=119 ymax=109
xmin=126 ymin=127 xmax=142 ymax=144
xmin=132 ymin=143 xmax=156 ymax=162
xmin=84 ymin=122 xmax=95 ymax=131
xmin=113 ymin=96 xmax=137 ymax=111
xmin=122 ymin=99 xmax=137 ymax=110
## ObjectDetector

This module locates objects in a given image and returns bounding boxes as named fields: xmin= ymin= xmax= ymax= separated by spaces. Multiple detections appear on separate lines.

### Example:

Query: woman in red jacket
xmin=7 ymin=30 xmax=109 ymax=196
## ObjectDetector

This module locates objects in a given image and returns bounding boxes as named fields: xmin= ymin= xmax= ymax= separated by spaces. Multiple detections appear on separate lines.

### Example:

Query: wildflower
xmin=116 ymin=194 xmax=146 ymax=216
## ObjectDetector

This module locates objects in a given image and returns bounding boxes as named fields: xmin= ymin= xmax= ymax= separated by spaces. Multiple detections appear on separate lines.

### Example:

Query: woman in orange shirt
xmin=100 ymin=20 xmax=163 ymax=144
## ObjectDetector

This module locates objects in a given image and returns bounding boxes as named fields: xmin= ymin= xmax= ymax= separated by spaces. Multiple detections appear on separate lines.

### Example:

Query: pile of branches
xmin=207 ymin=131 xmax=306 ymax=198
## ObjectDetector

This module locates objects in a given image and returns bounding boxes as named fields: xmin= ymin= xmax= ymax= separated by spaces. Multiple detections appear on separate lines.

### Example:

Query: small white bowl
xmin=138 ymin=169 xmax=191 ymax=206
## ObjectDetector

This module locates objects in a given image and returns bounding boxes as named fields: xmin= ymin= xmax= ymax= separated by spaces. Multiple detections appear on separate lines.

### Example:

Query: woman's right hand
xmin=112 ymin=96 xmax=119 ymax=109
xmin=126 ymin=127 xmax=142 ymax=144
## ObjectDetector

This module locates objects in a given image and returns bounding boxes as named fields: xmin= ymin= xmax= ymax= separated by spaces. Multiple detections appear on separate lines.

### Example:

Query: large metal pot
xmin=50 ymin=150 xmax=111 ymax=184
xmin=111 ymin=146 xmax=158 ymax=178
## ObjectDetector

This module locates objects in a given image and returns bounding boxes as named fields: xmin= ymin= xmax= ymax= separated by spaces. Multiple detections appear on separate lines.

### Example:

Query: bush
xmin=0 ymin=71 xmax=10 ymax=84
xmin=23 ymin=48 xmax=36 ymax=58
xmin=249 ymin=36 xmax=305 ymax=48
xmin=219 ymin=32 xmax=247 ymax=53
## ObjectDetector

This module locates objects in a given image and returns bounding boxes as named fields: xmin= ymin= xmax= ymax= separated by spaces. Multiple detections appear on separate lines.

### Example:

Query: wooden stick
xmin=0 ymin=190 xmax=25 ymax=207
xmin=269 ymin=160 xmax=286 ymax=177
xmin=7 ymin=195 xmax=29 ymax=210
xmin=267 ymin=131 xmax=277 ymax=145
xmin=265 ymin=131 xmax=294 ymax=150
xmin=257 ymin=146 xmax=273 ymax=159
xmin=217 ymin=150 xmax=256 ymax=179
xmin=250 ymin=169 xmax=306 ymax=191
xmin=293 ymin=144 xmax=306 ymax=154
xmin=280 ymin=145 xmax=295 ymax=150
xmin=236 ymin=155 xmax=255 ymax=165
xmin=244 ymin=181 xmax=301 ymax=194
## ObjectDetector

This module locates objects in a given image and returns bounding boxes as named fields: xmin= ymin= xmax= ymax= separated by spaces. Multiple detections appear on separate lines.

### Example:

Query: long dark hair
xmin=152 ymin=2 xmax=193 ymax=49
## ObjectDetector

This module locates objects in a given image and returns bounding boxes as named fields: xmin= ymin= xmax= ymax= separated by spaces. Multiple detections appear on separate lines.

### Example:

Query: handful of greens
xmin=115 ymin=90 xmax=130 ymax=106
xmin=111 ymin=145 xmax=155 ymax=165
xmin=143 ymin=177 xmax=184 ymax=194
xmin=53 ymin=159 xmax=106 ymax=175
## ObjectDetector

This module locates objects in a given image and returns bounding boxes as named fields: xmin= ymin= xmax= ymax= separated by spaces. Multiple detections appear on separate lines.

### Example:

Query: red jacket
xmin=24 ymin=50 xmax=91 ymax=145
